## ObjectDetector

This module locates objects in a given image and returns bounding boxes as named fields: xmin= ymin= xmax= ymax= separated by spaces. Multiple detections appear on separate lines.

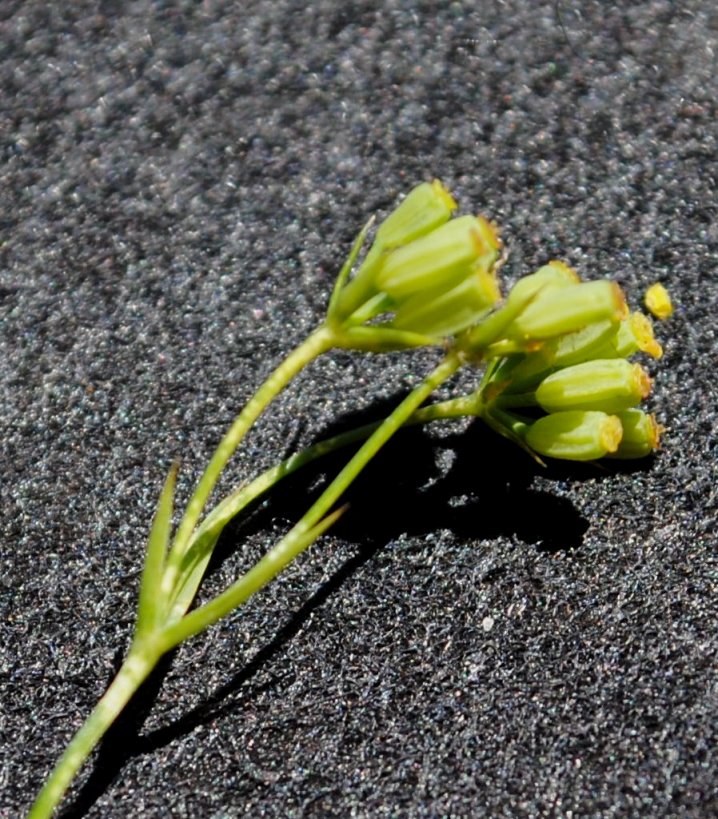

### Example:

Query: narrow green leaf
xmin=135 ymin=461 xmax=178 ymax=637
xmin=163 ymin=326 xmax=334 ymax=579
xmin=163 ymin=422 xmax=382 ymax=627
xmin=165 ymin=531 xmax=219 ymax=626
xmin=164 ymin=478 xmax=282 ymax=626
xmin=160 ymin=505 xmax=348 ymax=651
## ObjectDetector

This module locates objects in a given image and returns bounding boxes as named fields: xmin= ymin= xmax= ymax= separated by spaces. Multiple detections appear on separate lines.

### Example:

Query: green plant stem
xmin=184 ymin=391 xmax=480 ymax=551
xmin=28 ymin=326 xmax=338 ymax=819
xmin=163 ymin=391 xmax=482 ymax=623
xmin=28 ymin=352 xmax=469 ymax=819
xmin=27 ymin=641 xmax=160 ymax=819
xmin=161 ymin=324 xmax=336 ymax=602
xmin=159 ymin=350 xmax=464 ymax=650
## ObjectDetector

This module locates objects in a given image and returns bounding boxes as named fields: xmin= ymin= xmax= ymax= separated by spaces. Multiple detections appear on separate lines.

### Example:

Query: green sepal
xmin=504 ymin=319 xmax=619 ymax=392
xmin=327 ymin=216 xmax=375 ymax=322
xmin=375 ymin=179 xmax=457 ymax=248
xmin=590 ymin=313 xmax=663 ymax=360
xmin=606 ymin=409 xmax=661 ymax=459
xmin=344 ymin=292 xmax=394 ymax=326
xmin=376 ymin=215 xmax=497 ymax=300
xmin=333 ymin=180 xmax=457 ymax=320
xmin=505 ymin=260 xmax=578 ymax=308
xmin=392 ymin=272 xmax=497 ymax=338
xmin=505 ymin=280 xmax=627 ymax=341
xmin=332 ymin=242 xmax=386 ymax=320
xmin=460 ymin=285 xmax=540 ymax=357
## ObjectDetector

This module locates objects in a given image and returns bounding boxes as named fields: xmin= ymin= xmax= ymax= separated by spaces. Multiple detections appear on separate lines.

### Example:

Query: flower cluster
xmin=328 ymin=180 xmax=668 ymax=462
xmin=464 ymin=262 xmax=665 ymax=461
xmin=329 ymin=180 xmax=503 ymax=342
xmin=30 ymin=178 xmax=672 ymax=819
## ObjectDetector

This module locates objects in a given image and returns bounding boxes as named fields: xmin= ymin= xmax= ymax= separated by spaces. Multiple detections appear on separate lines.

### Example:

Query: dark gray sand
xmin=2 ymin=3 xmax=716 ymax=816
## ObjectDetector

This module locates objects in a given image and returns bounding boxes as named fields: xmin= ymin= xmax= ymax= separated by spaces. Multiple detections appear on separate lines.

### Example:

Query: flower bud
xmin=610 ymin=313 xmax=663 ymax=359
xmin=644 ymin=283 xmax=673 ymax=320
xmin=392 ymin=264 xmax=501 ymax=337
xmin=506 ymin=260 xmax=580 ymax=308
xmin=375 ymin=179 xmax=457 ymax=248
xmin=505 ymin=319 xmax=619 ymax=390
xmin=334 ymin=180 xmax=458 ymax=319
xmin=535 ymin=359 xmax=652 ymax=413
xmin=606 ymin=409 xmax=662 ymax=458
xmin=376 ymin=214 xmax=501 ymax=300
xmin=504 ymin=280 xmax=628 ymax=341
xmin=525 ymin=410 xmax=623 ymax=460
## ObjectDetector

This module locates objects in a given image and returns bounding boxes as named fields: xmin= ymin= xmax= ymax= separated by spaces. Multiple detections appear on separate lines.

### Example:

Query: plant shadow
xmin=213 ymin=394 xmax=593 ymax=559
xmin=59 ymin=391 xmax=650 ymax=816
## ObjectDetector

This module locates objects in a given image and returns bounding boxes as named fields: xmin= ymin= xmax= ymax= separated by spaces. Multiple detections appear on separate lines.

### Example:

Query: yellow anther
xmin=644 ymin=283 xmax=673 ymax=320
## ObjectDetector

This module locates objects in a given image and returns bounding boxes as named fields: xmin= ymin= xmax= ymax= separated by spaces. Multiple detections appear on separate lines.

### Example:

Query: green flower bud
xmin=535 ymin=358 xmax=652 ymax=413
xmin=606 ymin=409 xmax=662 ymax=458
xmin=375 ymin=214 xmax=500 ymax=301
xmin=506 ymin=260 xmax=579 ymax=308
xmin=505 ymin=319 xmax=619 ymax=391
xmin=592 ymin=312 xmax=663 ymax=360
xmin=334 ymin=180 xmax=458 ymax=319
xmin=505 ymin=280 xmax=628 ymax=341
xmin=375 ymin=179 xmax=457 ymax=248
xmin=392 ymin=264 xmax=501 ymax=337
xmin=525 ymin=410 xmax=623 ymax=460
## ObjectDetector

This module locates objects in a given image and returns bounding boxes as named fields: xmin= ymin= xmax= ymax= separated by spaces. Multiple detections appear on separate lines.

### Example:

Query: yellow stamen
xmin=647 ymin=414 xmax=663 ymax=450
xmin=629 ymin=313 xmax=663 ymax=358
xmin=644 ymin=283 xmax=674 ymax=319
xmin=475 ymin=265 xmax=502 ymax=303
xmin=613 ymin=282 xmax=630 ymax=321
xmin=631 ymin=363 xmax=653 ymax=399
xmin=469 ymin=215 xmax=502 ymax=255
